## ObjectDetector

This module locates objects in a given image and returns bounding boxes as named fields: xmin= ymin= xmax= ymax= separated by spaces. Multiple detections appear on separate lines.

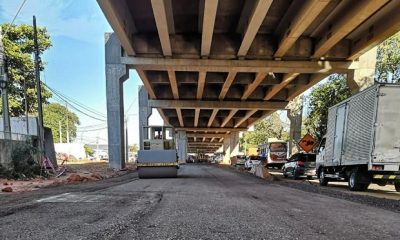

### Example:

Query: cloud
xmin=0 ymin=0 xmax=112 ymax=43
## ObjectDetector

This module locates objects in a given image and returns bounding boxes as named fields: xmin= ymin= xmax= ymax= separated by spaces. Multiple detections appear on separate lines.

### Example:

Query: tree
xmin=129 ymin=144 xmax=139 ymax=152
xmin=242 ymin=112 xmax=289 ymax=149
xmin=304 ymin=74 xmax=352 ymax=143
xmin=84 ymin=145 xmax=94 ymax=157
xmin=376 ymin=31 xmax=400 ymax=83
xmin=0 ymin=23 xmax=52 ymax=116
xmin=43 ymin=103 xmax=80 ymax=143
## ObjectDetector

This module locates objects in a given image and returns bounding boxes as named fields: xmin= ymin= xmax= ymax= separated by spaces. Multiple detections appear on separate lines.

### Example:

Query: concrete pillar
xmin=222 ymin=136 xmax=231 ymax=164
xmin=138 ymin=86 xmax=152 ymax=150
xmin=287 ymin=96 xmax=303 ymax=156
xmin=230 ymin=132 xmax=240 ymax=156
xmin=176 ymin=130 xmax=187 ymax=163
xmin=221 ymin=132 xmax=240 ymax=165
xmin=105 ymin=33 xmax=129 ymax=170
xmin=347 ymin=47 xmax=377 ymax=94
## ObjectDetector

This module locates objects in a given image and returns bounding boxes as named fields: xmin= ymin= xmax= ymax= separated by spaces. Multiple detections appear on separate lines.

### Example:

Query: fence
xmin=0 ymin=131 xmax=31 ymax=141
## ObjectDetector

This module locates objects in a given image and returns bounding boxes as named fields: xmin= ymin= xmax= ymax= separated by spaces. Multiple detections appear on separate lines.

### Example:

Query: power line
xmin=43 ymin=82 xmax=107 ymax=118
xmin=42 ymin=83 xmax=107 ymax=122
xmin=48 ymin=88 xmax=107 ymax=122
xmin=76 ymin=127 xmax=107 ymax=133
xmin=3 ymin=0 xmax=28 ymax=36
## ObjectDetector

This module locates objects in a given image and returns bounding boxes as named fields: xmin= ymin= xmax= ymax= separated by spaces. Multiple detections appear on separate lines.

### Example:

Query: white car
xmin=245 ymin=156 xmax=262 ymax=170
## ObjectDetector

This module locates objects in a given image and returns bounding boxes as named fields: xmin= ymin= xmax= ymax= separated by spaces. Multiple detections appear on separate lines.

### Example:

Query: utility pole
xmin=58 ymin=120 xmax=62 ymax=143
xmin=96 ymin=135 xmax=100 ymax=160
xmin=0 ymin=26 xmax=11 ymax=139
xmin=65 ymin=103 xmax=69 ymax=143
xmin=33 ymin=16 xmax=44 ymax=156
xmin=125 ymin=115 xmax=129 ymax=162
xmin=24 ymin=78 xmax=29 ymax=135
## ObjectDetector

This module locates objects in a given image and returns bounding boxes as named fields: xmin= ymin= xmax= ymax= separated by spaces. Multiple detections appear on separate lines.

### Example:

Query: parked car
xmin=283 ymin=153 xmax=316 ymax=179
xmin=236 ymin=155 xmax=247 ymax=166
xmin=245 ymin=155 xmax=263 ymax=170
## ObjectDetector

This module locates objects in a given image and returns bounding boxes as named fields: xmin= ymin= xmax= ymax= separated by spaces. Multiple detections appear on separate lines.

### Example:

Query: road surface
xmin=0 ymin=164 xmax=399 ymax=239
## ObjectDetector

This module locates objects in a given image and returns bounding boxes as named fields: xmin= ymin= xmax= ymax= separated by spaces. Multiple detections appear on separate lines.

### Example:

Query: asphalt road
xmin=0 ymin=164 xmax=399 ymax=240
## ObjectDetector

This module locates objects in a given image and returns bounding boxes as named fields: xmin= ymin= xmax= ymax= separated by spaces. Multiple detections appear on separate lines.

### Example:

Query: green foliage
xmin=129 ymin=144 xmax=138 ymax=152
xmin=43 ymin=103 xmax=80 ymax=143
xmin=376 ymin=32 xmax=400 ymax=83
xmin=242 ymin=112 xmax=289 ymax=149
xmin=304 ymin=75 xmax=352 ymax=143
xmin=84 ymin=144 xmax=94 ymax=156
xmin=0 ymin=23 xmax=52 ymax=116
xmin=0 ymin=141 xmax=40 ymax=179
xmin=10 ymin=141 xmax=40 ymax=179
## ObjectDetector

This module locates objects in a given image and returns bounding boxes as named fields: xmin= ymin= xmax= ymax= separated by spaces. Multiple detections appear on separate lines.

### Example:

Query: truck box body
xmin=322 ymin=84 xmax=400 ymax=171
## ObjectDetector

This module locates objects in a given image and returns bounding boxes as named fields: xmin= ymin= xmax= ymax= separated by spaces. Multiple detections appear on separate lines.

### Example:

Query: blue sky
xmin=0 ymin=0 xmax=163 ymax=145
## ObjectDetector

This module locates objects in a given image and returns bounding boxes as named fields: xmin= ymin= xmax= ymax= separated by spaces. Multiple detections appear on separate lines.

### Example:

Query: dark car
xmin=282 ymin=153 xmax=316 ymax=180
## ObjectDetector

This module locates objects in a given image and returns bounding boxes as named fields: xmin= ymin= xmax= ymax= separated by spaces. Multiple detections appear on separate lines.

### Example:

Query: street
xmin=1 ymin=164 xmax=399 ymax=240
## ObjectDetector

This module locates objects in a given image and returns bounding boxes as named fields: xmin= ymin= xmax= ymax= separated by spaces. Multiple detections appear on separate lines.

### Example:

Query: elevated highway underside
xmin=98 ymin=0 xmax=400 ymax=168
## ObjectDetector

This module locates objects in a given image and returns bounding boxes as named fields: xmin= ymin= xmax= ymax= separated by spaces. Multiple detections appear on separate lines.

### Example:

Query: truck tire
xmin=395 ymin=181 xmax=400 ymax=192
xmin=319 ymin=170 xmax=329 ymax=186
xmin=348 ymin=170 xmax=364 ymax=191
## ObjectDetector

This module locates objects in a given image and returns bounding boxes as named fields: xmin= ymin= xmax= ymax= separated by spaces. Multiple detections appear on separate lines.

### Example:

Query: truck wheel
xmin=319 ymin=170 xmax=328 ymax=186
xmin=395 ymin=181 xmax=400 ymax=192
xmin=348 ymin=170 xmax=364 ymax=191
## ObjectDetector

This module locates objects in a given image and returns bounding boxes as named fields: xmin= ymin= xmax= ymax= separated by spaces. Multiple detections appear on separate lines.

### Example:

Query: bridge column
xmin=287 ymin=96 xmax=303 ymax=156
xmin=176 ymin=130 xmax=187 ymax=164
xmin=222 ymin=136 xmax=231 ymax=164
xmin=221 ymin=132 xmax=239 ymax=165
xmin=105 ymin=33 xmax=129 ymax=170
xmin=347 ymin=47 xmax=377 ymax=94
xmin=138 ymin=86 xmax=152 ymax=150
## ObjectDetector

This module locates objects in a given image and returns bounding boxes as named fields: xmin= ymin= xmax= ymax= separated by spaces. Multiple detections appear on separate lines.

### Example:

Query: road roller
xmin=137 ymin=126 xmax=179 ymax=178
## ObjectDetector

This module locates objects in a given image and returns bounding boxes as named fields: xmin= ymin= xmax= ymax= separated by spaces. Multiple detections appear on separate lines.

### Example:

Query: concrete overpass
xmin=97 ymin=0 xmax=400 ymax=169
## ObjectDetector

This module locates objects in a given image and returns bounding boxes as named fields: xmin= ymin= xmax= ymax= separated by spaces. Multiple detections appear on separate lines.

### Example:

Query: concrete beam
xmin=219 ymin=72 xmax=237 ymax=99
xmin=264 ymin=73 xmax=300 ymax=100
xmin=168 ymin=71 xmax=179 ymax=99
xmin=241 ymin=72 xmax=268 ymax=100
xmin=164 ymin=0 xmax=175 ymax=34
xmin=177 ymin=127 xmax=245 ymax=132
xmin=97 ymin=0 xmax=136 ymax=56
xmin=347 ymin=0 xmax=400 ymax=60
xmin=194 ymin=108 xmax=200 ymax=127
xmin=313 ymin=0 xmax=389 ymax=58
xmin=221 ymin=110 xmax=238 ymax=127
xmin=286 ymin=74 xmax=329 ymax=101
xmin=274 ymin=0 xmax=331 ymax=58
xmin=176 ymin=108 xmax=184 ymax=127
xmin=151 ymin=0 xmax=172 ymax=56
xmin=234 ymin=110 xmax=257 ymax=128
xmin=136 ymin=70 xmax=156 ymax=99
xmin=157 ymin=109 xmax=170 ymax=125
xmin=197 ymin=71 xmax=206 ymax=99
xmin=148 ymin=100 xmax=288 ymax=110
xmin=123 ymin=57 xmax=358 ymax=73
xmin=201 ymin=0 xmax=219 ymax=57
xmin=187 ymin=133 xmax=227 ymax=138
xmin=207 ymin=109 xmax=218 ymax=127
xmin=237 ymin=0 xmax=273 ymax=57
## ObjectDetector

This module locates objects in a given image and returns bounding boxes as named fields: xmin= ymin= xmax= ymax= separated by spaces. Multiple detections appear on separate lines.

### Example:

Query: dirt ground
xmin=1 ymin=160 xmax=136 ymax=193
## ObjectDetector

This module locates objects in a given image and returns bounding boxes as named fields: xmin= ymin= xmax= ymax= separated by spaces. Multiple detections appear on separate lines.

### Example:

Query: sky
xmin=0 ymin=0 xmax=162 ymax=145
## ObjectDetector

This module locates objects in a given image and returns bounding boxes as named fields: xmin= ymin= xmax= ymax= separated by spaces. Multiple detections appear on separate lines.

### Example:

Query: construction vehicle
xmin=316 ymin=84 xmax=400 ymax=191
xmin=137 ymin=126 xmax=179 ymax=178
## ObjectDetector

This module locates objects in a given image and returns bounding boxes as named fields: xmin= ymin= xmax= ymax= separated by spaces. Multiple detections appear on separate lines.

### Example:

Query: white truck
xmin=316 ymin=84 xmax=400 ymax=191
